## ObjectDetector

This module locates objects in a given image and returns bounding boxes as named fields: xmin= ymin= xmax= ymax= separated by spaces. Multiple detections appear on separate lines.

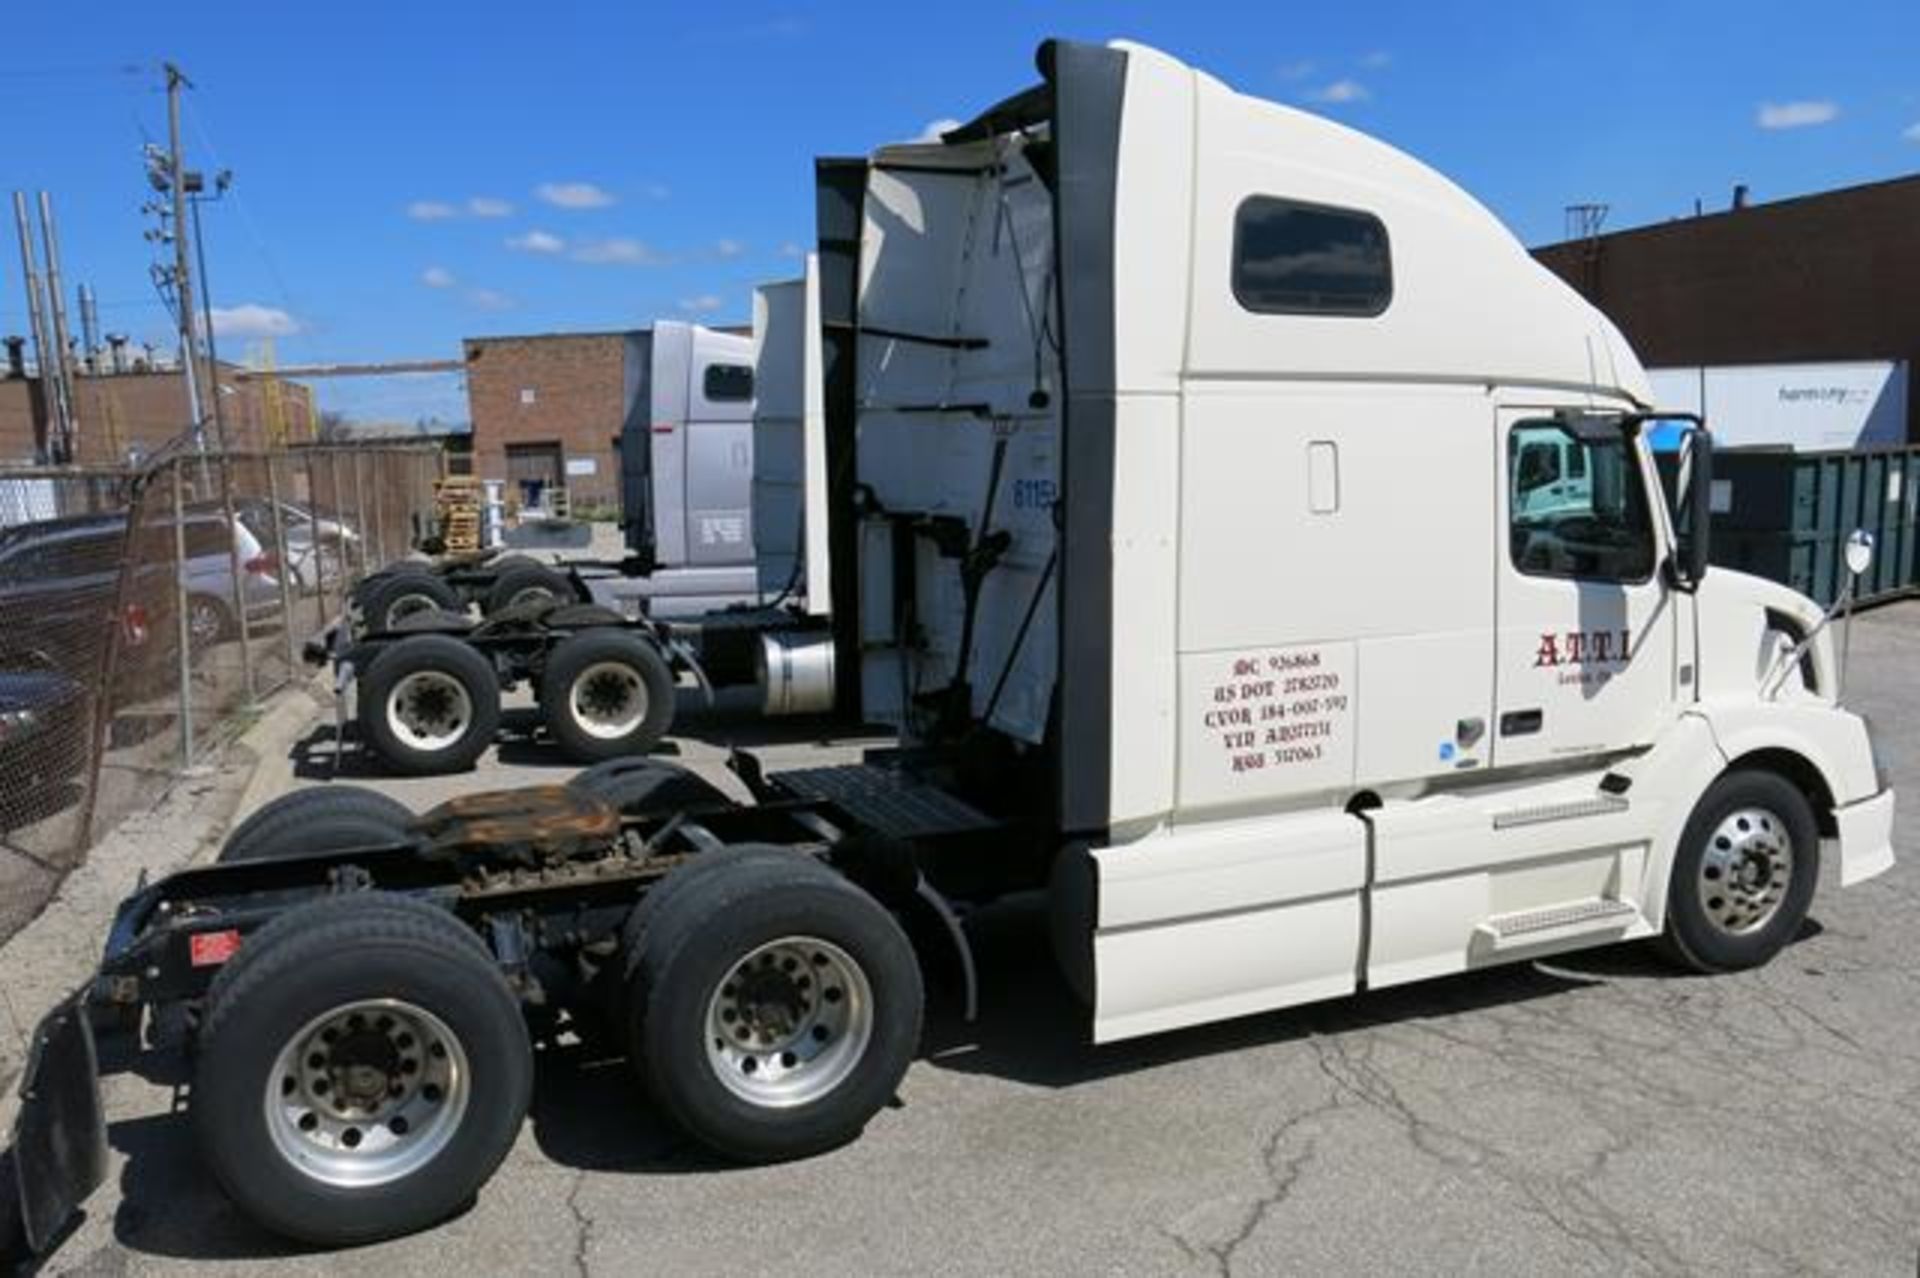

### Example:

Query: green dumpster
xmin=1708 ymin=446 xmax=1920 ymax=607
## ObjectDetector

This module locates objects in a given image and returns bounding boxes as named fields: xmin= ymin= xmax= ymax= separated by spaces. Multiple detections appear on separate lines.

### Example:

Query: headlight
xmin=0 ymin=708 xmax=36 ymax=737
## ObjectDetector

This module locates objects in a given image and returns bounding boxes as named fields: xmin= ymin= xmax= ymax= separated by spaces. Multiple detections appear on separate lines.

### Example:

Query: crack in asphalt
xmin=564 ymin=1167 xmax=595 ymax=1278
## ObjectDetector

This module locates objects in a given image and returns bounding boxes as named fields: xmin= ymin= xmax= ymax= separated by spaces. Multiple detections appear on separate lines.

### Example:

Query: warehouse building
xmin=463 ymin=331 xmax=637 ymax=514
xmin=1532 ymin=174 xmax=1920 ymax=445
xmin=464 ymin=325 xmax=749 ymax=515
xmin=0 ymin=352 xmax=316 ymax=465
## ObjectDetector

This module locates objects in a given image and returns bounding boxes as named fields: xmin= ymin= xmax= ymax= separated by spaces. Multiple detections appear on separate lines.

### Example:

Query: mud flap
xmin=12 ymin=993 xmax=107 ymax=1254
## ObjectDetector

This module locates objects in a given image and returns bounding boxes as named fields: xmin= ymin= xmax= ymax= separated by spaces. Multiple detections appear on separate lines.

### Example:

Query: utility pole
xmin=163 ymin=62 xmax=205 ymax=449
xmin=190 ymin=172 xmax=233 ymax=452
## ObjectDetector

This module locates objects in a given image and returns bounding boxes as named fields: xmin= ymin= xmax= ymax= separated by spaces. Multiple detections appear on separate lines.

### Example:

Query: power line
xmin=185 ymin=96 xmax=304 ymax=323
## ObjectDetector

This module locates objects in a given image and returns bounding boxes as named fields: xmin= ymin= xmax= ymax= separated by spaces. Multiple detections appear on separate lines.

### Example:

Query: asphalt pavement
xmin=14 ymin=602 xmax=1920 ymax=1276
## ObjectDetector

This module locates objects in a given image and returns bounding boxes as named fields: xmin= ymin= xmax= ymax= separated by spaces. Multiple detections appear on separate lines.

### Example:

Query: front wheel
xmin=626 ymin=854 xmax=923 ymax=1163
xmin=191 ymin=894 xmax=532 ymax=1246
xmin=1661 ymin=769 xmax=1820 ymax=973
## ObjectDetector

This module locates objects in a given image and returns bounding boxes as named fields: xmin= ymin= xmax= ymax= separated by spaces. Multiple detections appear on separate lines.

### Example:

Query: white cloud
xmin=1275 ymin=60 xmax=1316 ymax=82
xmin=406 ymin=200 xmax=458 ymax=221
xmin=571 ymin=237 xmax=667 ymax=266
xmin=466 ymin=196 xmax=513 ymax=218
xmin=679 ymin=294 xmax=723 ymax=315
xmin=465 ymin=288 xmax=514 ymax=311
xmin=1307 ymin=79 xmax=1370 ymax=104
xmin=714 ymin=238 xmax=745 ymax=258
xmin=507 ymin=229 xmax=566 ymax=255
xmin=420 ymin=266 xmax=457 ymax=288
xmin=1900 ymin=121 xmax=1920 ymax=143
xmin=536 ymin=181 xmax=616 ymax=209
xmin=1757 ymin=100 xmax=1839 ymax=129
xmin=915 ymin=117 xmax=963 ymax=143
xmin=778 ymin=240 xmax=805 ymax=258
xmin=641 ymin=182 xmax=671 ymax=201
xmin=209 ymin=303 xmax=301 ymax=339
xmin=1358 ymin=50 xmax=1393 ymax=69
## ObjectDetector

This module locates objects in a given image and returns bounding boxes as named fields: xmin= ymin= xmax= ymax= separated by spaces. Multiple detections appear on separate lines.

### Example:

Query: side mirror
xmin=1844 ymin=528 xmax=1874 ymax=578
xmin=1682 ymin=428 xmax=1713 ymax=587
xmin=1659 ymin=421 xmax=1713 ymax=591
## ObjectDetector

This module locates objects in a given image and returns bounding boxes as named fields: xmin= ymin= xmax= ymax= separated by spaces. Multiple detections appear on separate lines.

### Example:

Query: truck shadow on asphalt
xmin=57 ymin=901 xmax=1823 ymax=1265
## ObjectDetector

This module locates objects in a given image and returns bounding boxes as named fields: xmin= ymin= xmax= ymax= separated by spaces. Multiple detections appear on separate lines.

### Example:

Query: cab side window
xmin=703 ymin=363 xmax=753 ymax=403
xmin=1508 ymin=421 xmax=1654 ymax=581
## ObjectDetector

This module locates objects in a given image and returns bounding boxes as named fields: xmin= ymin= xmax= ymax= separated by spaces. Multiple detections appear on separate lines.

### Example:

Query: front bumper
xmin=11 ymin=992 xmax=107 ymax=1254
xmin=1836 ymin=788 xmax=1896 ymax=887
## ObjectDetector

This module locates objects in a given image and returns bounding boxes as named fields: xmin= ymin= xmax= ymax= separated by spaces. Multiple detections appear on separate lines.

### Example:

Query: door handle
xmin=1500 ymin=708 xmax=1544 ymax=737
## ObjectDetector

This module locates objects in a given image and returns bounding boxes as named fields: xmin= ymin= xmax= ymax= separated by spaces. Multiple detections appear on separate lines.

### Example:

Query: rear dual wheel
xmin=623 ymin=852 xmax=923 ymax=1163
xmin=539 ymin=630 xmax=675 ymax=763
xmin=192 ymin=894 xmax=531 ymax=1247
xmin=220 ymin=785 xmax=415 ymax=864
xmin=359 ymin=635 xmax=501 ymax=775
xmin=362 ymin=573 xmax=463 ymax=633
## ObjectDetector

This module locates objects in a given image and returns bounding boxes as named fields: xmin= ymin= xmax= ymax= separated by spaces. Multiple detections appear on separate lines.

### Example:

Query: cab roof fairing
xmin=1100 ymin=38 xmax=1655 ymax=407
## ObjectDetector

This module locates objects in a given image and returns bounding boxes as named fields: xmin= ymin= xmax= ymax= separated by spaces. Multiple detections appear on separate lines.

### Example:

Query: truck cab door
xmin=1494 ymin=410 xmax=1678 ymax=766
xmin=681 ymin=353 xmax=756 ymax=569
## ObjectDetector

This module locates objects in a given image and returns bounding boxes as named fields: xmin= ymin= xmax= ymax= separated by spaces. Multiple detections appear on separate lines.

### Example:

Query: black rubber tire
xmin=191 ymin=893 xmax=532 ymax=1247
xmin=358 ymin=634 xmax=501 ymax=776
xmin=538 ymin=630 xmax=675 ymax=763
xmin=484 ymin=564 xmax=577 ymax=616
xmin=1660 ymin=769 xmax=1820 ymax=973
xmin=220 ymin=786 xmax=415 ymax=864
xmin=362 ymin=573 xmax=462 ymax=633
xmin=570 ymin=757 xmax=731 ymax=817
xmin=626 ymin=854 xmax=922 ymax=1163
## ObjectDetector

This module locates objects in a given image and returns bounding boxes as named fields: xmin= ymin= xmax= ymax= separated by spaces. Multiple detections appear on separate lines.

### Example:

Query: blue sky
xmin=4 ymin=0 xmax=1918 ymax=425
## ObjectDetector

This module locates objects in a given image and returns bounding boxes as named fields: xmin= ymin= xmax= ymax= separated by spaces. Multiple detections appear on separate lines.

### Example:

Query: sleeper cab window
xmin=1507 ymin=421 xmax=1655 ymax=583
xmin=703 ymin=363 xmax=754 ymax=403
xmin=1231 ymin=196 xmax=1392 ymax=317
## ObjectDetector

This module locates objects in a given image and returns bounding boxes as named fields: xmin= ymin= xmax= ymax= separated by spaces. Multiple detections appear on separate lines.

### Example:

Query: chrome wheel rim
xmin=507 ymin=586 xmax=560 ymax=610
xmin=386 ymin=671 xmax=473 ymax=751
xmin=188 ymin=600 xmax=222 ymax=646
xmin=705 ymin=937 xmax=872 ymax=1109
xmin=1698 ymin=806 xmax=1795 ymax=936
xmin=264 ymin=998 xmax=469 ymax=1188
xmin=570 ymin=661 xmax=647 ymax=740
xmin=386 ymin=591 xmax=443 ymax=625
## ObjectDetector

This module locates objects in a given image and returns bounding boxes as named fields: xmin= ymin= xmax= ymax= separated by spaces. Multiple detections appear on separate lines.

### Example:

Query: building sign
xmin=565 ymin=457 xmax=598 ymax=477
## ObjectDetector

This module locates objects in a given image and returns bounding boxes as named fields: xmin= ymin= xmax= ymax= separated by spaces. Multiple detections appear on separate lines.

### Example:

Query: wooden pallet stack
xmin=434 ymin=476 xmax=483 ymax=554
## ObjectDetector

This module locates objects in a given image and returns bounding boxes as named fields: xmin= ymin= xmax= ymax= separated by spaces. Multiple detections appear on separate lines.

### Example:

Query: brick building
xmin=0 ymin=361 xmax=316 ymax=465
xmin=464 ymin=331 xmax=635 ymax=511
xmin=1532 ymin=174 xmax=1920 ymax=443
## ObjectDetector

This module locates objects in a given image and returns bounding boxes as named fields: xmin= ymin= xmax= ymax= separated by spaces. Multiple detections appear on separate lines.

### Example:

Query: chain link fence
xmin=0 ymin=443 xmax=440 ymax=941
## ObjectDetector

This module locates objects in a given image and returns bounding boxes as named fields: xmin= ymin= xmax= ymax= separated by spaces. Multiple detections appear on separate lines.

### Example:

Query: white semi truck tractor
xmin=11 ymin=37 xmax=1895 ymax=1255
